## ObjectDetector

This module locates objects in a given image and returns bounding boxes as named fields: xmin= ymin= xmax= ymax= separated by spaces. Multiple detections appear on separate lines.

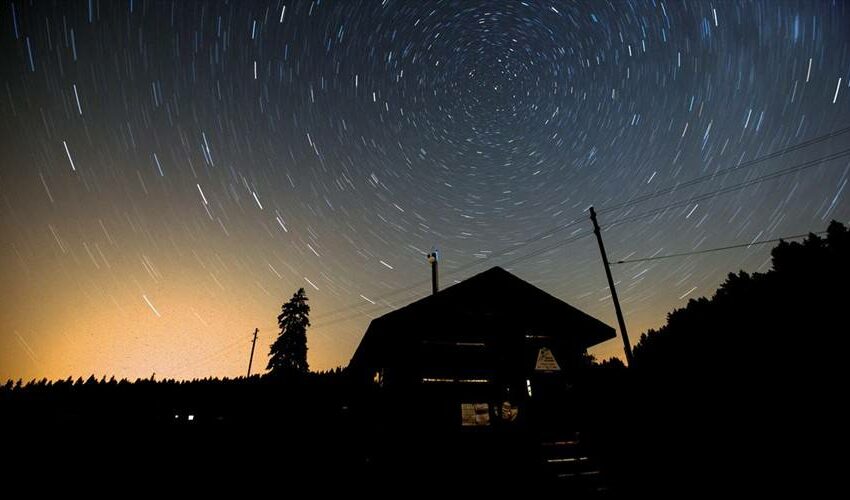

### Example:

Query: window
xmin=460 ymin=403 xmax=490 ymax=426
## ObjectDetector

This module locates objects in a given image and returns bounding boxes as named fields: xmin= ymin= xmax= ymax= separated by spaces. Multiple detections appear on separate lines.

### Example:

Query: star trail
xmin=1 ymin=0 xmax=848 ymax=381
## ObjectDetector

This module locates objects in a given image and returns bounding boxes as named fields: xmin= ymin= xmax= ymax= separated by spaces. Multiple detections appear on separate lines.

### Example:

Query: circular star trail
xmin=1 ymin=1 xmax=848 ymax=380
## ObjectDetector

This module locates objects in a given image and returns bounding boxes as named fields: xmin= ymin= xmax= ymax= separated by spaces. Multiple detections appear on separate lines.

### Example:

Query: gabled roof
xmin=349 ymin=266 xmax=615 ymax=370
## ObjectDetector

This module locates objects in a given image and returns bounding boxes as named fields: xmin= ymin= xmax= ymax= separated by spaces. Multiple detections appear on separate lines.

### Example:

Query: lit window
xmin=526 ymin=379 xmax=533 ymax=397
xmin=188 ymin=414 xmax=194 ymax=421
xmin=461 ymin=403 xmax=491 ymax=426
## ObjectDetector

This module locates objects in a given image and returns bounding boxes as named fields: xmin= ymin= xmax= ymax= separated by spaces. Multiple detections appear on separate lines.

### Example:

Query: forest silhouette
xmin=2 ymin=221 xmax=847 ymax=493
xmin=576 ymin=220 xmax=848 ymax=495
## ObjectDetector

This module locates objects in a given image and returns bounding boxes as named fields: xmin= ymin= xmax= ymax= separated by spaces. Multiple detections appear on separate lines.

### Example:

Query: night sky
xmin=1 ymin=0 xmax=848 ymax=382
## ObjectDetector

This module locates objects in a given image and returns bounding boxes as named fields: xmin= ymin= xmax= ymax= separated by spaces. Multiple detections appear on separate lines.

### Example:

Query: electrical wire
xmin=611 ymin=230 xmax=830 ymax=265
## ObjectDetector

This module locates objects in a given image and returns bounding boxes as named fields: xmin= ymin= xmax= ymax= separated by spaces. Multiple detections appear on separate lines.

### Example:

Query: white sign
xmin=535 ymin=347 xmax=561 ymax=372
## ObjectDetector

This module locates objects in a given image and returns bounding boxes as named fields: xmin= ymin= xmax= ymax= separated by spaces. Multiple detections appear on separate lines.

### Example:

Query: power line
xmin=310 ymin=217 xmax=587 ymax=323
xmin=422 ymin=129 xmax=850 ymax=288
xmin=191 ymin=223 xmax=836 ymax=372
xmin=197 ymin=132 xmax=850 ymax=371
xmin=171 ymin=335 xmax=252 ymax=375
xmin=310 ymin=128 xmax=849 ymax=324
xmin=465 ymin=144 xmax=847 ymax=281
xmin=310 ymin=232 xmax=597 ymax=332
xmin=311 ymin=145 xmax=850 ymax=331
xmin=497 ymin=232 xmax=594 ymax=269
xmin=601 ymin=148 xmax=850 ymax=231
xmin=598 ymin=125 xmax=850 ymax=216
xmin=612 ymin=230 xmax=830 ymax=265
xmin=175 ymin=325 xmax=281 ymax=377
xmin=310 ymin=277 xmax=429 ymax=322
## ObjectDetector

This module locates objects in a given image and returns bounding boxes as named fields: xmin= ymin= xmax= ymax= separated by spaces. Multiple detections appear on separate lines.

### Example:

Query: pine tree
xmin=267 ymin=288 xmax=310 ymax=376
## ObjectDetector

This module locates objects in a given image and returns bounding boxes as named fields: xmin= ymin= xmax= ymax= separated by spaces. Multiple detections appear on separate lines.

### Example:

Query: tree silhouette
xmin=632 ymin=219 xmax=850 ymax=375
xmin=267 ymin=288 xmax=311 ymax=376
xmin=573 ymin=220 xmax=850 ymax=496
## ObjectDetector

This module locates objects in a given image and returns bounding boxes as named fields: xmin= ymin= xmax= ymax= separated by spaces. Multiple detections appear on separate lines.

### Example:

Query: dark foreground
xmin=3 ymin=368 xmax=842 ymax=496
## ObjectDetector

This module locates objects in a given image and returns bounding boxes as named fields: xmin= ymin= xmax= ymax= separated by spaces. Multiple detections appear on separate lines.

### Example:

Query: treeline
xmin=634 ymin=220 xmax=848 ymax=374
xmin=575 ymin=220 xmax=848 ymax=495
xmin=0 ymin=368 xmax=348 ymax=425
xmin=2 ymin=367 xmax=345 ymax=394
xmin=1 ymin=367 xmax=363 ymax=484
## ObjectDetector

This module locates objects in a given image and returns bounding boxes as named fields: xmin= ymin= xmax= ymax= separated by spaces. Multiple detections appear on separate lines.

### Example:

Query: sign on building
xmin=535 ymin=347 xmax=561 ymax=372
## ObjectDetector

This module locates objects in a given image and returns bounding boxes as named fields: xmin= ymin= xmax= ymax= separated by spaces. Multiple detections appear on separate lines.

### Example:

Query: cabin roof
xmin=349 ymin=267 xmax=615 ymax=370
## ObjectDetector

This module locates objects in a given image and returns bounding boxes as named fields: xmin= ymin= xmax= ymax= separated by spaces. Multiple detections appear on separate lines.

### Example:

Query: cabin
xmin=348 ymin=266 xmax=615 ymax=435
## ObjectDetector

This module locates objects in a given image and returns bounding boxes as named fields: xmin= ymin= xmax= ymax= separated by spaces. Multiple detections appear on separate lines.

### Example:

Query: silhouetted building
xmin=349 ymin=266 xmax=615 ymax=433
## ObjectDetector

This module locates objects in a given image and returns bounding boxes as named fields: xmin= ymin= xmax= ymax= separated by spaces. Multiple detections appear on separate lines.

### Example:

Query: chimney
xmin=427 ymin=251 xmax=439 ymax=295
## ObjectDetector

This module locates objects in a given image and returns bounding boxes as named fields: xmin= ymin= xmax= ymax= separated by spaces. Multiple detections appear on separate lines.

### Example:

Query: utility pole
xmin=589 ymin=207 xmax=635 ymax=367
xmin=247 ymin=328 xmax=259 ymax=378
